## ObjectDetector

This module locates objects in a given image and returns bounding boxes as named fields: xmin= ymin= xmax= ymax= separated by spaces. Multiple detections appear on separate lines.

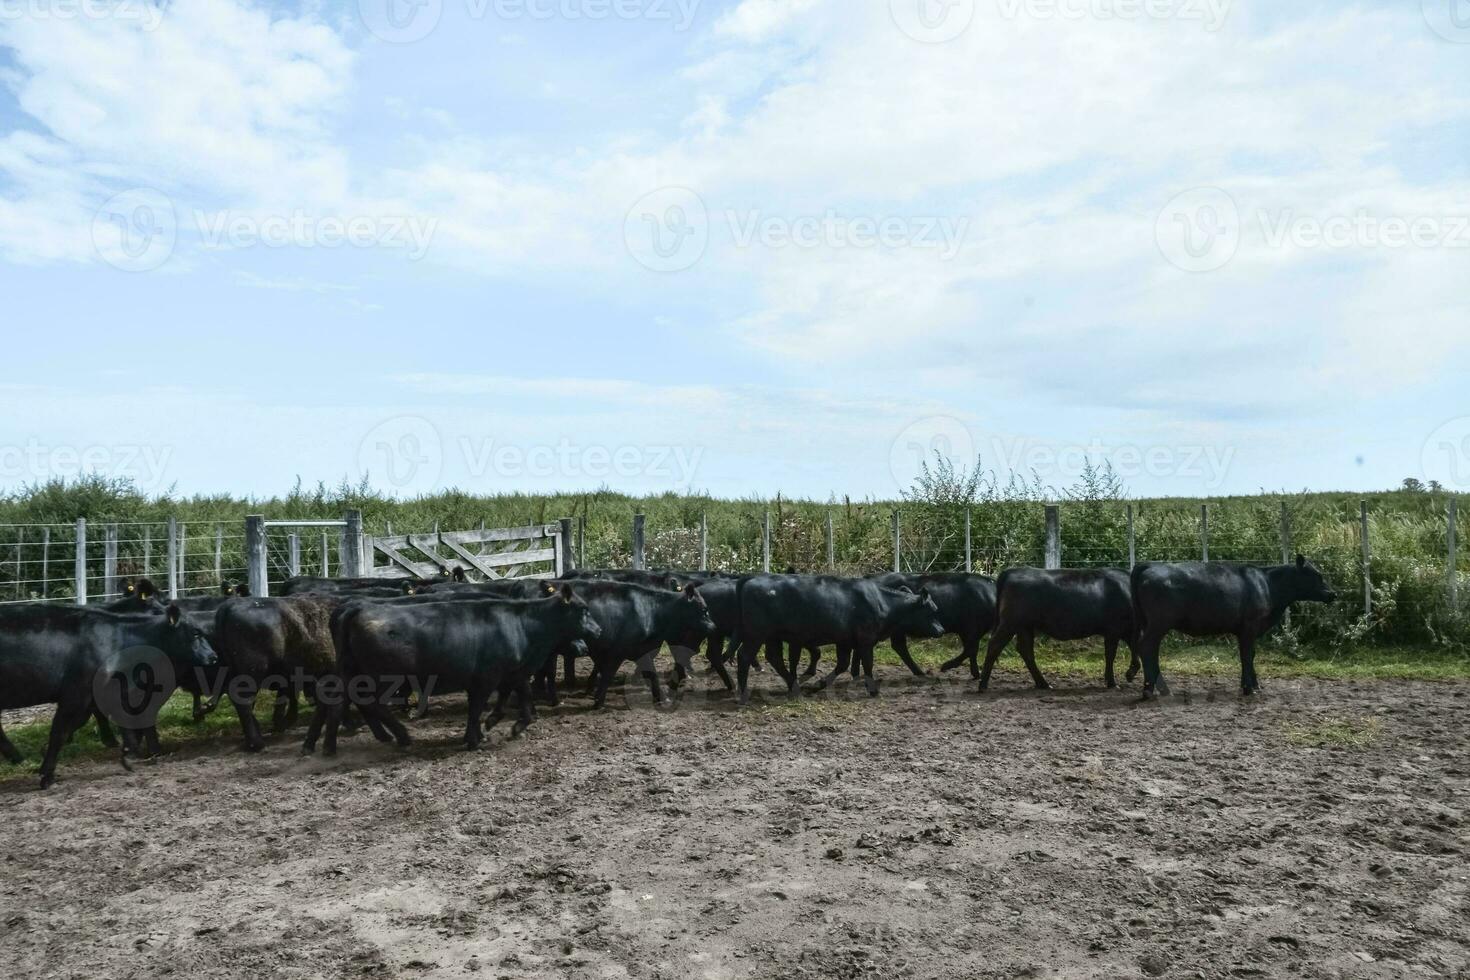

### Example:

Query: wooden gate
xmin=365 ymin=523 xmax=567 ymax=580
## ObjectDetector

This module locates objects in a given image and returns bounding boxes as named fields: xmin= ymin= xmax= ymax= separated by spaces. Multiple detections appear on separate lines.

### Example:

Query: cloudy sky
xmin=1 ymin=0 xmax=1467 ymax=502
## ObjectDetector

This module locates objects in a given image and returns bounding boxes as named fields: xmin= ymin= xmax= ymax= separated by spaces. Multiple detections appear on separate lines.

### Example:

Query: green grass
xmin=0 ymin=691 xmax=285 ymax=780
xmin=1282 ymin=716 xmax=1383 ymax=748
xmin=877 ymin=637 xmax=1470 ymax=683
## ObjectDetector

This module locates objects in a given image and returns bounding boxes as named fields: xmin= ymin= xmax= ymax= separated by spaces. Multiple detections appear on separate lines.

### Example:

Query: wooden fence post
xmin=1360 ymin=500 xmax=1372 ymax=618
xmin=699 ymin=513 xmax=708 ymax=571
xmin=558 ymin=517 xmax=575 ymax=575
xmin=288 ymin=534 xmax=301 ymax=577
xmin=892 ymin=510 xmax=901 ymax=573
xmin=1200 ymin=504 xmax=1209 ymax=562
xmin=104 ymin=524 xmax=119 ymax=598
xmin=964 ymin=508 xmax=972 ymax=573
xmin=1126 ymin=504 xmax=1136 ymax=570
xmin=826 ymin=512 xmax=835 ymax=571
xmin=1449 ymin=497 xmax=1459 ymax=608
xmin=632 ymin=514 xmax=646 ymax=570
xmin=1044 ymin=505 xmax=1060 ymax=570
xmin=166 ymin=516 xmax=179 ymax=599
xmin=74 ymin=518 xmax=87 ymax=605
xmin=245 ymin=516 xmax=267 ymax=597
xmin=343 ymin=510 xmax=364 ymax=578
xmin=761 ymin=511 xmax=771 ymax=573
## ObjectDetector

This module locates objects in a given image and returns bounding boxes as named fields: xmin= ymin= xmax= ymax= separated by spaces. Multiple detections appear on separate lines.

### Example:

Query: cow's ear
xmin=684 ymin=582 xmax=699 ymax=599
xmin=125 ymin=581 xmax=135 ymax=595
xmin=917 ymin=587 xmax=931 ymax=602
xmin=560 ymin=583 xmax=575 ymax=603
xmin=166 ymin=604 xmax=182 ymax=626
xmin=1296 ymin=553 xmax=1306 ymax=568
xmin=544 ymin=581 xmax=557 ymax=595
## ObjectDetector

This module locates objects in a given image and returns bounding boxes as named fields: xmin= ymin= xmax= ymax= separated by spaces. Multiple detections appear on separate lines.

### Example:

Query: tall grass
xmin=1 ymin=471 xmax=1464 ymax=653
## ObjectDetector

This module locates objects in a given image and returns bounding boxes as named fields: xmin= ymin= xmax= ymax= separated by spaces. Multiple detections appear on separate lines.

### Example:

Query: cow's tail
xmin=993 ymin=567 xmax=1016 ymax=620
xmin=722 ymin=574 xmax=749 ymax=662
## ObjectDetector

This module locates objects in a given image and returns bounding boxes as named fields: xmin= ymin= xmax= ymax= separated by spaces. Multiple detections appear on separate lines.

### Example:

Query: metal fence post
xmin=321 ymin=531 xmax=330 ymax=577
xmin=1200 ymin=504 xmax=1209 ymax=562
xmin=343 ymin=510 xmax=364 ymax=578
xmin=177 ymin=522 xmax=187 ymax=594
xmin=826 ymin=512 xmax=835 ymax=571
xmin=1279 ymin=501 xmax=1292 ymax=564
xmin=245 ymin=515 xmax=267 ymax=597
xmin=699 ymin=513 xmax=708 ymax=571
xmin=892 ymin=511 xmax=901 ymax=573
xmin=1126 ymin=504 xmax=1136 ymax=570
xmin=214 ymin=526 xmax=223 ymax=585
xmin=288 ymin=534 xmax=301 ymax=577
xmin=632 ymin=514 xmax=646 ymax=570
xmin=104 ymin=524 xmax=119 ymax=598
xmin=143 ymin=527 xmax=151 ymax=578
xmin=41 ymin=527 xmax=50 ymax=597
xmin=761 ymin=511 xmax=771 ymax=573
xmin=74 ymin=518 xmax=87 ymax=605
xmin=167 ymin=516 xmax=179 ymax=599
xmin=1361 ymin=500 xmax=1372 ymax=618
xmin=1449 ymin=497 xmax=1459 ymax=608
xmin=577 ymin=516 xmax=586 ymax=568
xmin=1044 ymin=505 xmax=1060 ymax=570
xmin=964 ymin=508 xmax=972 ymax=573
xmin=558 ymin=517 xmax=575 ymax=575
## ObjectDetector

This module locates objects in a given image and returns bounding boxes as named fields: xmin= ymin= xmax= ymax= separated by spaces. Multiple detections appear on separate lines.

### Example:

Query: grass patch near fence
xmin=878 ymin=638 xmax=1470 ymax=683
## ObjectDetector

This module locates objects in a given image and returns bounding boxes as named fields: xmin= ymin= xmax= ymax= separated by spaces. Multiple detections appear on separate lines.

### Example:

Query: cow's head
xmin=672 ymin=581 xmax=716 ymax=641
xmin=158 ymin=604 xmax=219 ymax=671
xmin=897 ymin=587 xmax=946 ymax=638
xmin=1293 ymin=554 xmax=1338 ymax=603
xmin=556 ymin=584 xmax=603 ymax=642
xmin=450 ymin=566 xmax=467 ymax=583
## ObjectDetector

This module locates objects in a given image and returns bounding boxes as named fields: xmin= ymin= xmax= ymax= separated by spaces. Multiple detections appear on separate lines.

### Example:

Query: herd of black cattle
xmin=0 ymin=556 xmax=1338 ymax=789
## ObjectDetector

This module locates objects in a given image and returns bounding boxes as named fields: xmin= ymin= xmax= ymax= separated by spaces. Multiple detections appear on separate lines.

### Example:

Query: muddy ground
xmin=1 ymin=665 xmax=1467 ymax=980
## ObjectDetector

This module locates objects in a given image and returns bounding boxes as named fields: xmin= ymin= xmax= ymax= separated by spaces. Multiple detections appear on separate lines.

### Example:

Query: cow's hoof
xmin=119 ymin=753 xmax=134 ymax=773
xmin=243 ymin=742 xmax=265 ymax=754
xmin=38 ymin=774 xmax=54 ymax=790
xmin=395 ymin=737 xmax=413 ymax=749
xmin=1034 ymin=682 xmax=1052 ymax=691
xmin=300 ymin=746 xmax=316 ymax=757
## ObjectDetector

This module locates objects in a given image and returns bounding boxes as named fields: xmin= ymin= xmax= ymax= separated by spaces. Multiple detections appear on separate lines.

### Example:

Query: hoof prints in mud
xmin=1 ymin=671 xmax=1467 ymax=979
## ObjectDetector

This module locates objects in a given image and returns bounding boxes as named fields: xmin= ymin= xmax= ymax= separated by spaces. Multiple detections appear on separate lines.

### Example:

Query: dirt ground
xmin=1 ymin=665 xmax=1467 ymax=980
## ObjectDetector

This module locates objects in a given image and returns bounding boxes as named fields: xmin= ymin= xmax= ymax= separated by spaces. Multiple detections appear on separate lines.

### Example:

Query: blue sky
xmin=1 ymin=0 xmax=1468 ymax=502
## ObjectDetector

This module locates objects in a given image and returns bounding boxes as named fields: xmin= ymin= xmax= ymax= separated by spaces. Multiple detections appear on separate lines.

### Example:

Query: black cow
xmin=279 ymin=574 xmax=448 ymax=596
xmin=0 ymin=604 xmax=217 ymax=788
xmin=728 ymin=574 xmax=945 ymax=703
xmin=1131 ymin=557 xmax=1337 ymax=697
xmin=863 ymin=572 xmax=998 ymax=678
xmin=306 ymin=585 xmax=601 ymax=755
xmin=210 ymin=595 xmax=339 ymax=750
xmin=977 ymin=567 xmax=1140 ymax=692
xmin=560 ymin=581 xmax=716 ymax=708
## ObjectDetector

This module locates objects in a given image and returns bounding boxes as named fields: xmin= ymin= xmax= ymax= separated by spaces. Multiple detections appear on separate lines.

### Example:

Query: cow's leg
xmin=92 ymin=709 xmax=118 ymax=748
xmin=483 ymin=688 xmax=510 ymax=733
xmin=285 ymin=681 xmax=301 ymax=727
xmin=735 ymin=640 xmax=759 ymax=706
xmin=302 ymin=702 xmax=327 ymax=755
xmin=1123 ymin=637 xmax=1142 ymax=683
xmin=511 ymin=681 xmax=535 ymax=738
xmin=708 ymin=640 xmax=736 ymax=692
xmin=638 ymin=650 xmax=668 ymax=705
xmin=464 ymin=685 xmax=489 ymax=749
xmin=763 ymin=641 xmax=796 ymax=695
xmin=806 ymin=645 xmax=852 ymax=693
xmin=1103 ymin=636 xmax=1119 ymax=689
xmin=562 ymin=647 xmax=578 ymax=689
xmin=977 ymin=628 xmax=1016 ymax=692
xmin=592 ymin=655 xmax=621 ymax=709
xmin=0 ymin=716 xmax=21 ymax=764
xmin=232 ymin=682 xmax=268 ymax=753
xmin=802 ymin=645 xmax=821 ymax=677
xmin=890 ymin=633 xmax=927 ymax=676
xmin=1016 ymin=630 xmax=1050 ymax=689
xmin=859 ymin=645 xmax=879 ymax=696
xmin=271 ymin=683 xmax=292 ymax=735
xmin=38 ymin=694 xmax=93 ymax=790
xmin=142 ymin=726 xmax=162 ymax=758
xmin=1238 ymin=633 xmax=1258 ymax=695
xmin=538 ymin=661 xmax=560 ymax=707
xmin=1139 ymin=627 xmax=1171 ymax=698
